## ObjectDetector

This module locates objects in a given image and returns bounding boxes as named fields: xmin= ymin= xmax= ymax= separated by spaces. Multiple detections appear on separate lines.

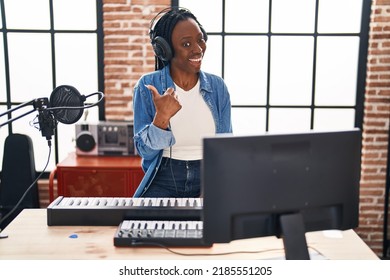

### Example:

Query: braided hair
xmin=150 ymin=7 xmax=207 ymax=70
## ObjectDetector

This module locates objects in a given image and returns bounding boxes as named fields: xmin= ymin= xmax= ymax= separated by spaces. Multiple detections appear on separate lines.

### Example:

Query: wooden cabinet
xmin=49 ymin=153 xmax=144 ymax=202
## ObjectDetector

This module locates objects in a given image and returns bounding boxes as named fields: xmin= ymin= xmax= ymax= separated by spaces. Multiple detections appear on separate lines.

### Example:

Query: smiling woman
xmin=132 ymin=7 xmax=233 ymax=198
xmin=169 ymin=18 xmax=207 ymax=90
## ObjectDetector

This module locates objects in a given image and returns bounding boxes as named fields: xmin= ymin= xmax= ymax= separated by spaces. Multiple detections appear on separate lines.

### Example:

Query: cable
xmin=131 ymin=240 xmax=284 ymax=257
xmin=130 ymin=241 xmax=326 ymax=259
xmin=0 ymin=141 xmax=52 ymax=237
xmin=307 ymin=245 xmax=327 ymax=259
xmin=169 ymin=146 xmax=179 ymax=194
xmin=165 ymin=121 xmax=178 ymax=194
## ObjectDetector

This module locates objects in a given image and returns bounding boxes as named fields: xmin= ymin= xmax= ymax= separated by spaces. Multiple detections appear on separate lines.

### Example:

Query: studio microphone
xmin=35 ymin=85 xmax=105 ymax=141
xmin=33 ymin=97 xmax=57 ymax=142
xmin=48 ymin=85 xmax=104 ymax=124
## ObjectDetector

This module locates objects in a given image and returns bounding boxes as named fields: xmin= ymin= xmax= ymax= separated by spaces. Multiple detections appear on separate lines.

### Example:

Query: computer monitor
xmin=202 ymin=129 xmax=362 ymax=259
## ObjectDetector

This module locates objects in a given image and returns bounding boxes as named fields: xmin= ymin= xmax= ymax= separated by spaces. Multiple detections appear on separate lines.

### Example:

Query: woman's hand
xmin=145 ymin=84 xmax=182 ymax=129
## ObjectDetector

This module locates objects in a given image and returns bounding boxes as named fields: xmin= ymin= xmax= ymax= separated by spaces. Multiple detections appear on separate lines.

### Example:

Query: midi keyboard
xmin=114 ymin=219 xmax=211 ymax=247
xmin=47 ymin=196 xmax=203 ymax=226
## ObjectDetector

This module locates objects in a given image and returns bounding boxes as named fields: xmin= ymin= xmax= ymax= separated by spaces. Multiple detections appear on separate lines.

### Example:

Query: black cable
xmin=0 ymin=141 xmax=52 ymax=236
xmin=169 ymin=146 xmax=179 ymax=194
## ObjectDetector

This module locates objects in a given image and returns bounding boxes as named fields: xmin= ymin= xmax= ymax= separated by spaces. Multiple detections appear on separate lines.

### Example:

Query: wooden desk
xmin=49 ymin=153 xmax=144 ymax=202
xmin=0 ymin=209 xmax=379 ymax=260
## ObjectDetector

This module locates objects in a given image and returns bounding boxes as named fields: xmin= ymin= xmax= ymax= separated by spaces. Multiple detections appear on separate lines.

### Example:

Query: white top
xmin=162 ymin=80 xmax=215 ymax=160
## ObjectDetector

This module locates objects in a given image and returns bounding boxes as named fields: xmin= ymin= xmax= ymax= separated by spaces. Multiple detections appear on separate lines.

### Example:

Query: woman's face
xmin=170 ymin=18 xmax=207 ymax=75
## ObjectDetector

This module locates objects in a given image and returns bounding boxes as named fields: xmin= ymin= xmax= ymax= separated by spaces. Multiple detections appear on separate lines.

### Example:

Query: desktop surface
xmin=0 ymin=209 xmax=379 ymax=260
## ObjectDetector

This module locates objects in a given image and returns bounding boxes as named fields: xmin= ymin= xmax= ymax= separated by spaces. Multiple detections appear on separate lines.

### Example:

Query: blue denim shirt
xmin=132 ymin=65 xmax=232 ymax=197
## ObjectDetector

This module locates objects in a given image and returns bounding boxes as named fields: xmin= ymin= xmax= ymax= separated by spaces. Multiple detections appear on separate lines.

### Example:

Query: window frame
xmin=0 ymin=0 xmax=105 ymax=174
xmin=174 ymin=0 xmax=371 ymax=131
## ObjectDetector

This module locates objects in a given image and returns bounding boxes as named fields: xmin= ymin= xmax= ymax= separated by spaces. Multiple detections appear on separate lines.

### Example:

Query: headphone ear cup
xmin=152 ymin=36 xmax=172 ymax=62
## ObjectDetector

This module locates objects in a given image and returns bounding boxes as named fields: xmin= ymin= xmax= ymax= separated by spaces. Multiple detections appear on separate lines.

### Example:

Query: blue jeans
xmin=141 ymin=157 xmax=201 ymax=198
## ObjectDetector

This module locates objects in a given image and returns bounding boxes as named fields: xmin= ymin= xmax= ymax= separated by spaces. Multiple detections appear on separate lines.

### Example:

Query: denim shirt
xmin=132 ymin=65 xmax=232 ymax=197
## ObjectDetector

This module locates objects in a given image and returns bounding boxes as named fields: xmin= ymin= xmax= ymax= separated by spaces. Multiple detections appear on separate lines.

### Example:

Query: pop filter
xmin=49 ymin=85 xmax=86 ymax=124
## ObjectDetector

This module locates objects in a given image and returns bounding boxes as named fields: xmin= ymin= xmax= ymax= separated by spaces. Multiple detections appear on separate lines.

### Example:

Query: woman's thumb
xmin=145 ymin=84 xmax=159 ymax=98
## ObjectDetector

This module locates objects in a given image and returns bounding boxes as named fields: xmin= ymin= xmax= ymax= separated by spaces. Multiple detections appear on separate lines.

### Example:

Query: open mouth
xmin=189 ymin=56 xmax=203 ymax=66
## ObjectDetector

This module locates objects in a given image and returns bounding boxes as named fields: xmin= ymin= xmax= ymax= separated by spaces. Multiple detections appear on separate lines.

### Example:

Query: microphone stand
xmin=0 ymin=99 xmax=36 ymax=128
xmin=0 ymin=98 xmax=55 ymax=141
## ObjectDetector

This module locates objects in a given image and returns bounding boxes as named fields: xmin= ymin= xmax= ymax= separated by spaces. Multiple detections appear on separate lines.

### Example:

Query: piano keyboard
xmin=114 ymin=220 xmax=211 ymax=247
xmin=47 ymin=196 xmax=203 ymax=226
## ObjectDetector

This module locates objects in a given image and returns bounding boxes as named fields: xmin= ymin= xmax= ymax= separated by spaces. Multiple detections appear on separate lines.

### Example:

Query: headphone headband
xmin=148 ymin=7 xmax=173 ymax=40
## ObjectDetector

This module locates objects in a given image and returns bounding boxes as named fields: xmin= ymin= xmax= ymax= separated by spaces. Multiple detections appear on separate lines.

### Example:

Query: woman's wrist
xmin=153 ymin=114 xmax=170 ymax=129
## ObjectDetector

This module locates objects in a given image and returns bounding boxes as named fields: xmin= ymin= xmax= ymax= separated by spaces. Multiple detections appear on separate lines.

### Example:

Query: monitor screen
xmin=202 ymin=129 xmax=362 ymax=259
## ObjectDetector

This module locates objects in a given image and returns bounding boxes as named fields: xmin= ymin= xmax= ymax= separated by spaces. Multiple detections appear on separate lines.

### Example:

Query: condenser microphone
xmin=33 ymin=98 xmax=57 ymax=142
xmin=1 ymin=85 xmax=104 ymax=141
xmin=47 ymin=85 xmax=104 ymax=124
xmin=32 ymin=85 xmax=104 ymax=142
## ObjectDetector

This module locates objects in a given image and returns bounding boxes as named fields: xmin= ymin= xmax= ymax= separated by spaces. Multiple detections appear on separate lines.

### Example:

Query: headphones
xmin=149 ymin=7 xmax=208 ymax=62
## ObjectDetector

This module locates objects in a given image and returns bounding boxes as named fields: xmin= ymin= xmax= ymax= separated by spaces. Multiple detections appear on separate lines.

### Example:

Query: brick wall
xmin=101 ymin=0 xmax=390 ymax=257
xmin=357 ymin=0 xmax=390 ymax=257
xmin=103 ymin=0 xmax=170 ymax=121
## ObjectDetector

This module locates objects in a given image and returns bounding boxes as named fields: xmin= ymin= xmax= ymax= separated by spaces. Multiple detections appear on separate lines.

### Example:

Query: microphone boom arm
xmin=1 ymin=87 xmax=104 ymax=136
xmin=0 ymin=99 xmax=36 ymax=128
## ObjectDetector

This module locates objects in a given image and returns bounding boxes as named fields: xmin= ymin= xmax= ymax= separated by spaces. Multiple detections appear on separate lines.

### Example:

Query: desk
xmin=0 ymin=209 xmax=379 ymax=260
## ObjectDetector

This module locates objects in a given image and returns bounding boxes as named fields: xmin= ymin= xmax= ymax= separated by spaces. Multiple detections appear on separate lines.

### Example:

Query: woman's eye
xmin=183 ymin=42 xmax=191 ymax=47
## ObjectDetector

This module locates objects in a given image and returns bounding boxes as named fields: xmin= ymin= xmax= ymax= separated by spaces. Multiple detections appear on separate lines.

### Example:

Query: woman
xmin=132 ymin=7 xmax=232 ymax=197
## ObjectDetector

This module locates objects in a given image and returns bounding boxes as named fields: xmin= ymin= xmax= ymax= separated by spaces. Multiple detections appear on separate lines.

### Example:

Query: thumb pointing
xmin=145 ymin=84 xmax=159 ymax=99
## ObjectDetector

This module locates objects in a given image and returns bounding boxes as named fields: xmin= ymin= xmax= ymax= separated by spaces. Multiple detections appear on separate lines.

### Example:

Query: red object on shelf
xmin=49 ymin=153 xmax=144 ymax=202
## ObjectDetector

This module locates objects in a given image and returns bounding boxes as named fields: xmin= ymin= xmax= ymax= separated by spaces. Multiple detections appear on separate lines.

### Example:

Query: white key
xmin=149 ymin=198 xmax=157 ymax=206
xmin=107 ymin=198 xmax=118 ymax=206
xmin=80 ymin=198 xmax=89 ymax=206
xmin=125 ymin=198 xmax=134 ymax=206
xmin=131 ymin=198 xmax=143 ymax=207
xmin=58 ymin=197 xmax=70 ymax=207
xmin=186 ymin=221 xmax=198 ymax=230
xmin=155 ymin=221 xmax=165 ymax=229
xmin=167 ymin=198 xmax=176 ymax=207
xmin=143 ymin=198 xmax=155 ymax=207
xmin=117 ymin=198 xmax=126 ymax=206
xmin=121 ymin=220 xmax=131 ymax=230
xmin=159 ymin=198 xmax=167 ymax=207
xmin=187 ymin=198 xmax=194 ymax=207
xmin=140 ymin=198 xmax=148 ymax=206
xmin=168 ymin=221 xmax=182 ymax=230
xmin=196 ymin=198 xmax=203 ymax=207
xmin=176 ymin=198 xmax=186 ymax=207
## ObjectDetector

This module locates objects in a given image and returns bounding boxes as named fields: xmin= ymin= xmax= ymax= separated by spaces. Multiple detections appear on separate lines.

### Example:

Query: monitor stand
xmin=279 ymin=213 xmax=310 ymax=260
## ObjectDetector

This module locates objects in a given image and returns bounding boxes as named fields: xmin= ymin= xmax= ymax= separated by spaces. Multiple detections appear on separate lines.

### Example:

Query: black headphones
xmin=149 ymin=7 xmax=208 ymax=62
